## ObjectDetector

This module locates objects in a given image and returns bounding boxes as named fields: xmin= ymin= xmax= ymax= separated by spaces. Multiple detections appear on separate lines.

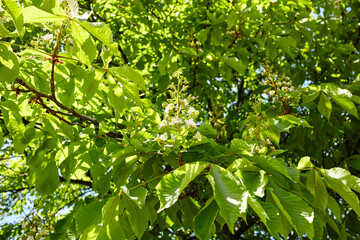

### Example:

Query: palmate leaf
xmin=208 ymin=164 xmax=248 ymax=233
xmin=269 ymin=182 xmax=314 ymax=239
xmin=156 ymin=162 xmax=209 ymax=212
xmin=111 ymin=66 xmax=146 ymax=90
xmin=194 ymin=198 xmax=219 ymax=240
xmin=34 ymin=159 xmax=60 ymax=195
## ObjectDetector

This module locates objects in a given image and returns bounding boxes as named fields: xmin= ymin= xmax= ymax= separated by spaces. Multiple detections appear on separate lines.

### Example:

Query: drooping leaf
xmin=156 ymin=162 xmax=209 ymax=212
xmin=81 ymin=69 xmax=104 ymax=104
xmin=297 ymin=156 xmax=314 ymax=170
xmin=208 ymin=164 xmax=248 ymax=233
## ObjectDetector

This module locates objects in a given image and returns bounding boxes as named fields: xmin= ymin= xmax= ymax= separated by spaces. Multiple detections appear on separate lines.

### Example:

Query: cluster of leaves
xmin=1 ymin=0 xmax=360 ymax=239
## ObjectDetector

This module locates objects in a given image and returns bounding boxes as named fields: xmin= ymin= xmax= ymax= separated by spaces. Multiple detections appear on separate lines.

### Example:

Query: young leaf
xmin=318 ymin=92 xmax=332 ymax=120
xmin=269 ymin=183 xmax=314 ymax=239
xmin=194 ymin=198 xmax=219 ymax=240
xmin=156 ymin=162 xmax=209 ymax=212
xmin=208 ymin=164 xmax=248 ymax=233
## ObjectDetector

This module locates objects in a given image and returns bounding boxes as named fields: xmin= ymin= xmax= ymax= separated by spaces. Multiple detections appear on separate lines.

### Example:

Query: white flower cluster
xmin=262 ymin=77 xmax=296 ymax=104
xmin=156 ymin=72 xmax=202 ymax=145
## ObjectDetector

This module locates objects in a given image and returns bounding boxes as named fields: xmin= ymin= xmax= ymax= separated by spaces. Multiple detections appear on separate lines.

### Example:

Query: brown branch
xmin=50 ymin=21 xmax=66 ymax=99
xmin=37 ymin=98 xmax=85 ymax=127
xmin=60 ymin=176 xmax=92 ymax=187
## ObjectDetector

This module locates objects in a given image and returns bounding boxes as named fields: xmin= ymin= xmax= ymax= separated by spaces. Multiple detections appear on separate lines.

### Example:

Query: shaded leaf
xmin=194 ymin=198 xmax=219 ymax=240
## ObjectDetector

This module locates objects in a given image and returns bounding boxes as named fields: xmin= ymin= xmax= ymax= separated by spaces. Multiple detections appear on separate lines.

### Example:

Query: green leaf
xmin=222 ymin=57 xmax=245 ymax=75
xmin=0 ymin=44 xmax=19 ymax=84
xmin=108 ymin=70 xmax=142 ymax=108
xmin=305 ymin=170 xmax=328 ymax=213
xmin=329 ymin=94 xmax=358 ymax=119
xmin=98 ymin=194 xmax=125 ymax=240
xmin=75 ymin=201 xmax=106 ymax=233
xmin=321 ymin=169 xmax=360 ymax=217
xmin=303 ymin=90 xmax=320 ymax=103
xmin=81 ymin=69 xmax=104 ymax=104
xmin=2 ymin=0 xmax=23 ymax=36
xmin=269 ymin=183 xmax=314 ymax=239
xmin=111 ymin=66 xmax=145 ymax=90
xmin=195 ymin=27 xmax=211 ymax=44
xmin=327 ymin=196 xmax=341 ymax=220
xmin=22 ymin=6 xmax=67 ymax=23
xmin=35 ymin=160 xmax=60 ymax=195
xmin=248 ymin=196 xmax=280 ymax=239
xmin=297 ymin=156 xmax=314 ymax=170
xmin=318 ymin=92 xmax=332 ymax=120
xmin=235 ymin=170 xmax=268 ymax=197
xmin=77 ymin=20 xmax=119 ymax=55
xmin=122 ymin=188 xmax=149 ymax=239
xmin=208 ymin=164 xmax=248 ymax=233
xmin=71 ymin=21 xmax=97 ymax=66
xmin=179 ymin=197 xmax=200 ymax=230
xmin=199 ymin=123 xmax=217 ymax=138
xmin=324 ymin=168 xmax=360 ymax=194
xmin=107 ymin=74 xmax=127 ymax=119
xmin=156 ymin=162 xmax=209 ymax=212
xmin=280 ymin=115 xmax=312 ymax=128
xmin=194 ymin=198 xmax=219 ymax=240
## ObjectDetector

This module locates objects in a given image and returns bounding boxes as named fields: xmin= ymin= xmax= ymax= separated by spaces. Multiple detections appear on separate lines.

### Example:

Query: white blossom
xmin=187 ymin=106 xmax=196 ymax=115
xmin=194 ymin=131 xmax=201 ymax=140
xmin=164 ymin=103 xmax=175 ymax=113
xmin=42 ymin=33 xmax=53 ymax=42
xmin=160 ymin=120 xmax=167 ymax=129
xmin=185 ymin=119 xmax=196 ymax=130
xmin=268 ymin=90 xmax=275 ymax=97
xmin=289 ymin=86 xmax=295 ymax=91
xmin=171 ymin=133 xmax=177 ymax=141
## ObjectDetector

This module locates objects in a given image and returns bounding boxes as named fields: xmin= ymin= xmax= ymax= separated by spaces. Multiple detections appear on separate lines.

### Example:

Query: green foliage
xmin=0 ymin=0 xmax=360 ymax=239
